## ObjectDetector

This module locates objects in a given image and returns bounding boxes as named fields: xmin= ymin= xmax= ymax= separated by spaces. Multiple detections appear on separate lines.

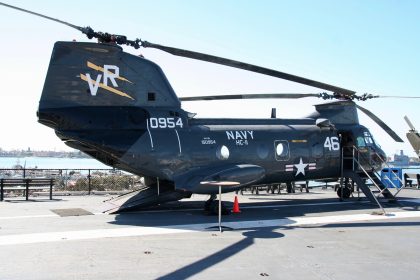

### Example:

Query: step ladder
xmin=341 ymin=146 xmax=407 ymax=214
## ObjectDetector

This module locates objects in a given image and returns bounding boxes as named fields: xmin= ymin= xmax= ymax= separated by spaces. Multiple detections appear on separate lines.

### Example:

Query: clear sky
xmin=0 ymin=0 xmax=419 ymax=157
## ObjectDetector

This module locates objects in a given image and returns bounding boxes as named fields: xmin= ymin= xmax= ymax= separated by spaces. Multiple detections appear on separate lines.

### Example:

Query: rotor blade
xmin=0 ymin=2 xmax=83 ymax=32
xmin=374 ymin=95 xmax=420 ymax=99
xmin=404 ymin=116 xmax=416 ymax=131
xmin=356 ymin=104 xmax=404 ymax=142
xmin=142 ymin=41 xmax=356 ymax=96
xmin=179 ymin=93 xmax=323 ymax=101
xmin=0 ymin=2 xmax=142 ymax=48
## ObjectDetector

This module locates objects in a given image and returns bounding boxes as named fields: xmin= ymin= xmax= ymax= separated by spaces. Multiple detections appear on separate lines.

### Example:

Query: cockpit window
xmin=371 ymin=133 xmax=381 ymax=148
xmin=363 ymin=131 xmax=374 ymax=146
xmin=357 ymin=131 xmax=381 ymax=148
xmin=356 ymin=136 xmax=366 ymax=147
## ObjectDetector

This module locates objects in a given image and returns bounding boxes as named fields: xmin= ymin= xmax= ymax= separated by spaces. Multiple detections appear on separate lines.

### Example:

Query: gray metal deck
xmin=1 ymin=189 xmax=420 ymax=280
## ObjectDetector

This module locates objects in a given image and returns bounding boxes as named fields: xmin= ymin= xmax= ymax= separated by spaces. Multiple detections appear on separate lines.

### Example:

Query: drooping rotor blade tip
xmin=356 ymin=105 xmax=404 ymax=142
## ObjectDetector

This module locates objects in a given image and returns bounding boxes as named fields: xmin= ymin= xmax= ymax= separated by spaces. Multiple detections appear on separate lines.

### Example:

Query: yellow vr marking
xmin=87 ymin=61 xmax=133 ymax=84
xmin=80 ymin=74 xmax=135 ymax=100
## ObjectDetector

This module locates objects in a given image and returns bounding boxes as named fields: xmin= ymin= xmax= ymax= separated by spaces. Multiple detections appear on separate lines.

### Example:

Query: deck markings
xmin=0 ymin=214 xmax=58 ymax=220
xmin=0 ymin=197 xmax=419 ymax=219
xmin=1 ymin=211 xmax=420 ymax=246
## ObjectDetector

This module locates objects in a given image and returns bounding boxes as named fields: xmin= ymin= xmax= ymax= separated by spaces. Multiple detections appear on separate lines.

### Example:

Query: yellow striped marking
xmin=80 ymin=74 xmax=135 ymax=100
xmin=87 ymin=61 xmax=133 ymax=84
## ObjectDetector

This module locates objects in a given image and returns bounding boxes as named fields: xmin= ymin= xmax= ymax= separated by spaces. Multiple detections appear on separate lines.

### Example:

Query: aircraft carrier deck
xmin=1 ymin=188 xmax=420 ymax=280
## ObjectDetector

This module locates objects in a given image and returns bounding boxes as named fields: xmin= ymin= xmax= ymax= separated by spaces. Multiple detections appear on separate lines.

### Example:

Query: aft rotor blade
xmin=356 ymin=105 xmax=404 ymax=142
xmin=0 ymin=2 xmax=83 ymax=32
xmin=179 ymin=93 xmax=322 ymax=101
xmin=142 ymin=41 xmax=356 ymax=96
xmin=0 ymin=2 xmax=141 ymax=48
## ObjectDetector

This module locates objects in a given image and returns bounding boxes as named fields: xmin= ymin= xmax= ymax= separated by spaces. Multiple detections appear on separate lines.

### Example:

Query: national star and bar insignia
xmin=285 ymin=158 xmax=316 ymax=176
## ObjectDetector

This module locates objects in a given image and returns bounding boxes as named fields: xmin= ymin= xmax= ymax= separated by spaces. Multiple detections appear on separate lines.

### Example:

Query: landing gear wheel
xmin=337 ymin=187 xmax=351 ymax=199
xmin=204 ymin=195 xmax=230 ymax=215
xmin=209 ymin=200 xmax=230 ymax=215
xmin=204 ymin=194 xmax=216 ymax=212
xmin=286 ymin=182 xmax=295 ymax=193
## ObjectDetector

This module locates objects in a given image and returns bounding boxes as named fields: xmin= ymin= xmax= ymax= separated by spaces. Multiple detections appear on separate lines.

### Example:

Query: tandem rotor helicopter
xmin=2 ymin=2 xmax=419 ymax=214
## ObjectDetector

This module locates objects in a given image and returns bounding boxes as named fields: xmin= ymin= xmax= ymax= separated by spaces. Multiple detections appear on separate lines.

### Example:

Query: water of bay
xmin=0 ymin=157 xmax=109 ymax=169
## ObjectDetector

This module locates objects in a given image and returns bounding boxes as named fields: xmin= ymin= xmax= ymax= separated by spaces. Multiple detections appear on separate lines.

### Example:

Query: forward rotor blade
xmin=142 ymin=41 xmax=356 ymax=96
xmin=179 ymin=93 xmax=322 ymax=101
xmin=356 ymin=105 xmax=404 ymax=142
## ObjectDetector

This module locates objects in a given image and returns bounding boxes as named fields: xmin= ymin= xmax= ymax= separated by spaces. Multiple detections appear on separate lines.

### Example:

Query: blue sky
xmin=0 ymin=0 xmax=419 ymax=157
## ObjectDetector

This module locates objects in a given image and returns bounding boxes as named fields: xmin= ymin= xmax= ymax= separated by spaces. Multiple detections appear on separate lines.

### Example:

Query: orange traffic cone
xmin=232 ymin=195 xmax=241 ymax=213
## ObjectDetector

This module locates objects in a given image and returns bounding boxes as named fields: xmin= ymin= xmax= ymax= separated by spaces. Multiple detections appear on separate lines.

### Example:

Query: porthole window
xmin=274 ymin=140 xmax=289 ymax=161
xmin=216 ymin=145 xmax=230 ymax=160
xmin=276 ymin=144 xmax=284 ymax=156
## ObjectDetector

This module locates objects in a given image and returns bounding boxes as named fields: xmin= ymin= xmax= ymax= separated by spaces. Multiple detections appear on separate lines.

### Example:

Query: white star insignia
xmin=294 ymin=158 xmax=308 ymax=176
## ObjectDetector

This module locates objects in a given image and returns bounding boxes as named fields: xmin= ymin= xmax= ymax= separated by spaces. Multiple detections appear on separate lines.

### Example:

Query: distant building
xmin=389 ymin=150 xmax=419 ymax=166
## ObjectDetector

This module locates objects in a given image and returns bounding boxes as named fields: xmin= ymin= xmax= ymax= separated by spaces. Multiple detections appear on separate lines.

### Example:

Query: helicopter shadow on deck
xmin=106 ymin=194 xmax=420 ymax=279
xmin=156 ymin=226 xmax=286 ymax=280
xmin=154 ymin=217 xmax=420 ymax=280
xmin=108 ymin=193 xmax=411 ymax=228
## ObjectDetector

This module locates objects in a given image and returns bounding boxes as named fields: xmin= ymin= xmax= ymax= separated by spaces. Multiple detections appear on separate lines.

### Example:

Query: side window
xmin=274 ymin=140 xmax=290 ymax=161
xmin=356 ymin=136 xmax=366 ymax=147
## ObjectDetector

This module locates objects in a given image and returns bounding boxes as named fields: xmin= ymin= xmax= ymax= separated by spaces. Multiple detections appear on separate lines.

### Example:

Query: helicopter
xmin=2 ymin=2 xmax=419 ymax=214
xmin=404 ymin=116 xmax=420 ymax=158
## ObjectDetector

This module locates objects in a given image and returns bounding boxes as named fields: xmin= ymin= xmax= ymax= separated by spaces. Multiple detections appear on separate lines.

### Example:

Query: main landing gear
xmin=336 ymin=186 xmax=352 ymax=199
xmin=336 ymin=177 xmax=354 ymax=199
xmin=204 ymin=194 xmax=230 ymax=215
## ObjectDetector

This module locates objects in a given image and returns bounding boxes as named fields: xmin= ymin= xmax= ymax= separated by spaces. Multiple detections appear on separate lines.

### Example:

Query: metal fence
xmin=0 ymin=168 xmax=142 ymax=195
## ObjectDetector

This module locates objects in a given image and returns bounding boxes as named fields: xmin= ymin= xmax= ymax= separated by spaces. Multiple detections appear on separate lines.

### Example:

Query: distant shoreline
xmin=0 ymin=155 xmax=89 ymax=159
xmin=0 ymin=156 xmax=108 ymax=169
xmin=0 ymin=151 xmax=90 ymax=159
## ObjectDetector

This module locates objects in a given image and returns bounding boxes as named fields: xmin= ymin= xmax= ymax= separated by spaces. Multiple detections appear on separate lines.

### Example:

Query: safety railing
xmin=351 ymin=154 xmax=386 ymax=214
xmin=348 ymin=145 xmax=407 ymax=199
xmin=370 ymin=150 xmax=406 ymax=197
xmin=0 ymin=168 xmax=141 ymax=196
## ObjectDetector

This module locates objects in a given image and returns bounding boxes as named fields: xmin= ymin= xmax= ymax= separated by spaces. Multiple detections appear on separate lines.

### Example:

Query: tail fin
xmin=37 ymin=42 xmax=181 ymax=163
xmin=39 ymin=41 xmax=180 ymax=113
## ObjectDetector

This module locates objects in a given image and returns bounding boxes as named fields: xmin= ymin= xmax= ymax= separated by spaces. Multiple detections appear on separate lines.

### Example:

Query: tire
xmin=337 ymin=187 xmax=351 ymax=199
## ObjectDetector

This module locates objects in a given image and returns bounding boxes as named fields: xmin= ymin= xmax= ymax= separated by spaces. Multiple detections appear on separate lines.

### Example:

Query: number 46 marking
xmin=324 ymin=137 xmax=340 ymax=151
